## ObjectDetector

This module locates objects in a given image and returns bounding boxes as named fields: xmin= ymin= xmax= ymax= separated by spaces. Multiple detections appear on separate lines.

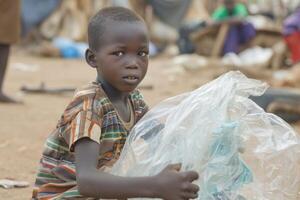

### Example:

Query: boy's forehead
xmin=99 ymin=20 xmax=149 ymax=47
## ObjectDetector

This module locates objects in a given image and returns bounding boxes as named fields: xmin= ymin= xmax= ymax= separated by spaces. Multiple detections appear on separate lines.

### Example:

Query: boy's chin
xmin=120 ymin=85 xmax=138 ymax=93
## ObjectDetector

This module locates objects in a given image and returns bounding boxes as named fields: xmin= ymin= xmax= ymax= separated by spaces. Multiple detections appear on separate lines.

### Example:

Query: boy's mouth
xmin=123 ymin=76 xmax=138 ymax=80
xmin=122 ymin=75 xmax=139 ymax=84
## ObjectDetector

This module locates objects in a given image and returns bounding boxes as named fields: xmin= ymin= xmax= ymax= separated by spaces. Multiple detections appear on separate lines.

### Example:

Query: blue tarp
xmin=21 ymin=0 xmax=61 ymax=36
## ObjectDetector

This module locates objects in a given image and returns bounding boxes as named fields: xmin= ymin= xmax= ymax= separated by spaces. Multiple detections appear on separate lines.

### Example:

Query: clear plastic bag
xmin=111 ymin=71 xmax=300 ymax=200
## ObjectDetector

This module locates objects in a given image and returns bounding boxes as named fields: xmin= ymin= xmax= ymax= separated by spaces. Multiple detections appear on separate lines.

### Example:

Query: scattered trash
xmin=172 ymin=54 xmax=208 ymax=70
xmin=52 ymin=37 xmax=88 ymax=59
xmin=273 ymin=70 xmax=290 ymax=81
xmin=11 ymin=63 xmax=40 ymax=72
xmin=222 ymin=46 xmax=273 ymax=68
xmin=0 ymin=179 xmax=29 ymax=189
xmin=21 ymin=82 xmax=75 ymax=95
xmin=165 ymin=65 xmax=186 ymax=76
xmin=246 ymin=15 xmax=277 ymax=30
xmin=272 ymin=63 xmax=300 ymax=87
xmin=21 ymin=82 xmax=154 ymax=94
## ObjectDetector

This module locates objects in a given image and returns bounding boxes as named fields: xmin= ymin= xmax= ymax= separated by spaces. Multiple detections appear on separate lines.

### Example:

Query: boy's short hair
xmin=88 ymin=6 xmax=145 ymax=51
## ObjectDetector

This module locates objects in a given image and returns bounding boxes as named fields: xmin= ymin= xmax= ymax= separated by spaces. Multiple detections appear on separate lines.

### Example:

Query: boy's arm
xmin=75 ymin=138 xmax=200 ymax=199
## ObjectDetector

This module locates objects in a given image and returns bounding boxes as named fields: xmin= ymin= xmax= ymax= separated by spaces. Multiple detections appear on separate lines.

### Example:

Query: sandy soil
xmin=0 ymin=53 xmax=299 ymax=199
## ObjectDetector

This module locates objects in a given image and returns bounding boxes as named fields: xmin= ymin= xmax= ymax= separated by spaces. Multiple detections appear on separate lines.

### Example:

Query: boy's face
xmin=88 ymin=20 xmax=149 ymax=93
xmin=224 ymin=0 xmax=235 ymax=11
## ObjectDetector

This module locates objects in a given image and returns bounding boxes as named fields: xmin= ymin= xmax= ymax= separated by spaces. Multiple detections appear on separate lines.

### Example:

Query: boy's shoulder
xmin=73 ymin=82 xmax=145 ymax=103
xmin=64 ymin=82 xmax=105 ymax=115
xmin=58 ymin=82 xmax=148 ymax=127
xmin=64 ymin=82 xmax=105 ymax=113
xmin=58 ymin=82 xmax=105 ymax=126
xmin=73 ymin=81 xmax=105 ymax=99
xmin=69 ymin=82 xmax=147 ymax=112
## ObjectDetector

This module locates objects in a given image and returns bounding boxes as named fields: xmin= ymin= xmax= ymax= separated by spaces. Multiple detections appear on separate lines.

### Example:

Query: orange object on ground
xmin=284 ymin=31 xmax=300 ymax=64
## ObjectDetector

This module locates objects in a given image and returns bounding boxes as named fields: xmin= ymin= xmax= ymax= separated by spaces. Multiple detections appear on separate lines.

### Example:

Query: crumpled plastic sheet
xmin=111 ymin=71 xmax=300 ymax=200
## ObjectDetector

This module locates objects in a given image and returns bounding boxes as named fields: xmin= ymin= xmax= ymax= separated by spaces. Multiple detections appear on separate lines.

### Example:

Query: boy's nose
xmin=125 ymin=64 xmax=138 ymax=69
xmin=125 ymin=58 xmax=139 ymax=69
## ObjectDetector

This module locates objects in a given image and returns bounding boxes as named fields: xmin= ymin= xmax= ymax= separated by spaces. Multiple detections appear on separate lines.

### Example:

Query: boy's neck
xmin=97 ymin=77 xmax=129 ymax=103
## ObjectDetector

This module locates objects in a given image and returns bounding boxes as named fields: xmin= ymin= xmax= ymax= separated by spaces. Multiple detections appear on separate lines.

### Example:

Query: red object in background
xmin=285 ymin=32 xmax=300 ymax=64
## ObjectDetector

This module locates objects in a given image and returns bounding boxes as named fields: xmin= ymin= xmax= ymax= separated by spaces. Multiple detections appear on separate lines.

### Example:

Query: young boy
xmin=212 ymin=0 xmax=256 ymax=55
xmin=32 ymin=7 xmax=199 ymax=200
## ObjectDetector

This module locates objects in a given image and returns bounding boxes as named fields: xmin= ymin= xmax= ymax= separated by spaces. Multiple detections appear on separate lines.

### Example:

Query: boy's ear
xmin=85 ymin=48 xmax=98 ymax=68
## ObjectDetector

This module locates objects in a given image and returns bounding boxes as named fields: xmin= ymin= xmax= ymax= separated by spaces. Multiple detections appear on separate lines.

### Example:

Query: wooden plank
xmin=211 ymin=23 xmax=229 ymax=57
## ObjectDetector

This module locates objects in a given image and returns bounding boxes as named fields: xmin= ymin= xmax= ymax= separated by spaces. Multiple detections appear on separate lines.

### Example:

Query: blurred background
xmin=0 ymin=0 xmax=300 ymax=199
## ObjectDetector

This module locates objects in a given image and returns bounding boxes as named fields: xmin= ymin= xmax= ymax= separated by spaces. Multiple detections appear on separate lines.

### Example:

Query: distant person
xmin=212 ymin=0 xmax=256 ymax=55
xmin=283 ymin=6 xmax=300 ymax=64
xmin=32 ymin=7 xmax=199 ymax=200
xmin=0 ymin=0 xmax=21 ymax=103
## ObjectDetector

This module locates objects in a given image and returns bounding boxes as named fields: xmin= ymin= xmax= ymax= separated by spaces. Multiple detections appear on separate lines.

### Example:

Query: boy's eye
xmin=112 ymin=51 xmax=124 ymax=56
xmin=138 ymin=51 xmax=149 ymax=57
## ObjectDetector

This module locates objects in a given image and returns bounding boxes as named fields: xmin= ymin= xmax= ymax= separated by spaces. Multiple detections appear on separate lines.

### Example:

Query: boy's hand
xmin=154 ymin=163 xmax=200 ymax=200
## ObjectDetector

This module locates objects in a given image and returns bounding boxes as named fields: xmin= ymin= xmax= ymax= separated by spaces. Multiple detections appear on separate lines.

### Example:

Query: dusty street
xmin=0 ymin=52 xmax=228 ymax=199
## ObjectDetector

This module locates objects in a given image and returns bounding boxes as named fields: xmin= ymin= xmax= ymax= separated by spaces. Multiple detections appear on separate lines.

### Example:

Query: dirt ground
xmin=0 ymin=52 xmax=299 ymax=199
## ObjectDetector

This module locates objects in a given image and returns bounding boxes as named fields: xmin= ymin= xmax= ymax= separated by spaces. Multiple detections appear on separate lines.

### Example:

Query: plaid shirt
xmin=32 ymin=81 xmax=148 ymax=200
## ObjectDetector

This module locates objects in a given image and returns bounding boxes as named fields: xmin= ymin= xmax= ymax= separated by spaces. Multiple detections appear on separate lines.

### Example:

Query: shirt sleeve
xmin=212 ymin=6 xmax=227 ymax=21
xmin=234 ymin=3 xmax=248 ymax=17
xmin=69 ymin=110 xmax=102 ymax=152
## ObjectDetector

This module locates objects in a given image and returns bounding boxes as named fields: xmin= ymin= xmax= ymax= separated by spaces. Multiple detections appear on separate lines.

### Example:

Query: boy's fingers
xmin=183 ymin=170 xmax=199 ymax=182
xmin=181 ymin=191 xmax=198 ymax=199
xmin=187 ymin=183 xmax=200 ymax=193
xmin=166 ymin=163 xmax=182 ymax=171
